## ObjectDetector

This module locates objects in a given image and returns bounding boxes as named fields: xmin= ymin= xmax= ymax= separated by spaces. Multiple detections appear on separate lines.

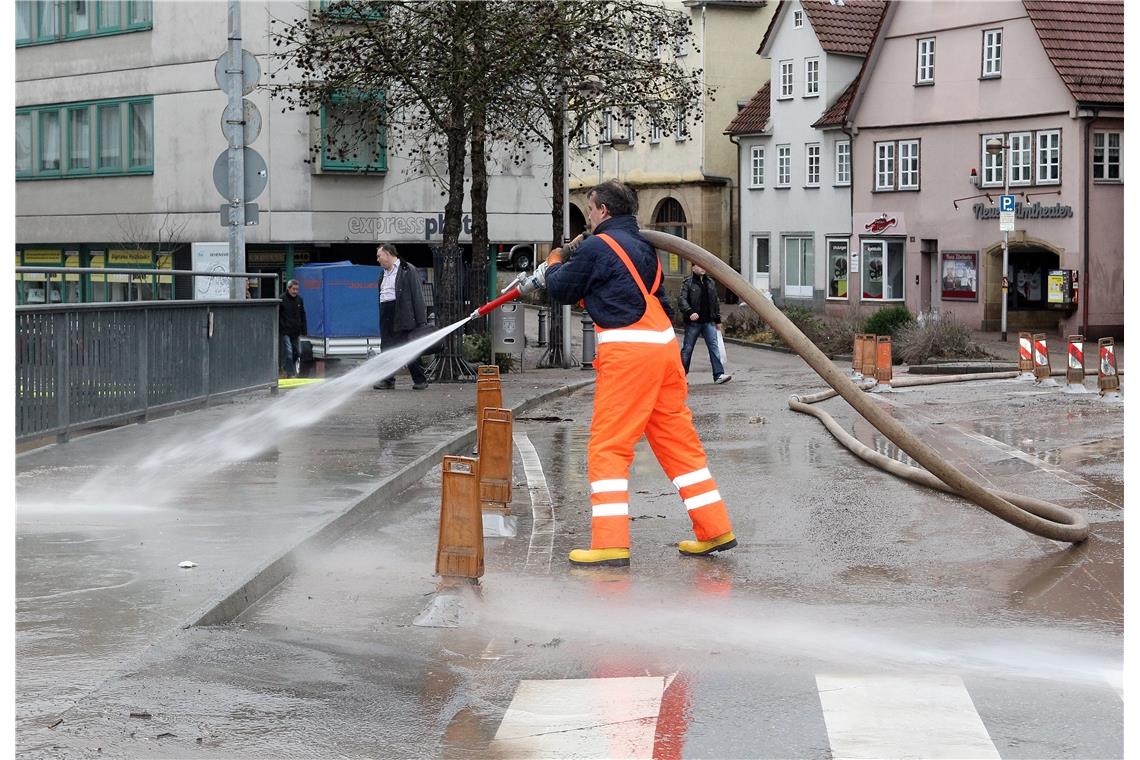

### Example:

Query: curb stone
xmin=184 ymin=377 xmax=596 ymax=628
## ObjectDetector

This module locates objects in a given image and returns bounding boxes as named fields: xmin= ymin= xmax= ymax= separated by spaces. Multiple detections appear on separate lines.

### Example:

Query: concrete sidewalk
xmin=15 ymin=316 xmax=594 ymax=742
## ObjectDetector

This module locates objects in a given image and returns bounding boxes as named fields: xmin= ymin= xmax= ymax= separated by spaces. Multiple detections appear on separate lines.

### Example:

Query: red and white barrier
xmin=1033 ymin=333 xmax=1058 ymax=387
xmin=1098 ymin=337 xmax=1121 ymax=398
xmin=1062 ymin=335 xmax=1088 ymax=393
xmin=1017 ymin=332 xmax=1035 ymax=380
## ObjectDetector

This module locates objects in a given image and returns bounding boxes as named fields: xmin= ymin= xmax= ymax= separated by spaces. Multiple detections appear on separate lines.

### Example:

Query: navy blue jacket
xmin=544 ymin=215 xmax=673 ymax=329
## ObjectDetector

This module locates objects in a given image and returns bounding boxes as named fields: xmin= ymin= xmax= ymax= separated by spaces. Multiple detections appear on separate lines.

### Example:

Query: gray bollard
xmin=536 ymin=309 xmax=548 ymax=346
xmin=581 ymin=312 xmax=596 ymax=370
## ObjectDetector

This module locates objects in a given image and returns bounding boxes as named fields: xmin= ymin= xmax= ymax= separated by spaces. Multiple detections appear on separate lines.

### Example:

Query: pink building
xmin=844 ymin=0 xmax=1122 ymax=338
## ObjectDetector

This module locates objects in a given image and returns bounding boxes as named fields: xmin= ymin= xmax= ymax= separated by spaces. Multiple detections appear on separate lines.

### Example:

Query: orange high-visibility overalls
xmin=587 ymin=233 xmax=734 ymax=549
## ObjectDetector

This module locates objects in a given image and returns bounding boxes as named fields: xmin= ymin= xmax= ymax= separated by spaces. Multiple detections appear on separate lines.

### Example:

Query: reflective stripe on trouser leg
xmin=586 ymin=342 xmax=671 ymax=549
xmin=643 ymin=356 xmax=733 ymax=541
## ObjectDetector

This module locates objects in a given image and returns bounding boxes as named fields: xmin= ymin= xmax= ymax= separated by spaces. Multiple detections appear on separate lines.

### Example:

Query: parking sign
xmin=999 ymin=194 xmax=1016 ymax=213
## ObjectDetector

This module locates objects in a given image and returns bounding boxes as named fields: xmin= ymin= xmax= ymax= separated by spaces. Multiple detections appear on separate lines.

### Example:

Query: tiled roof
xmin=1023 ymin=0 xmax=1123 ymax=107
xmin=800 ymin=0 xmax=886 ymax=56
xmin=811 ymin=76 xmax=858 ymax=128
xmin=724 ymin=81 xmax=771 ymax=136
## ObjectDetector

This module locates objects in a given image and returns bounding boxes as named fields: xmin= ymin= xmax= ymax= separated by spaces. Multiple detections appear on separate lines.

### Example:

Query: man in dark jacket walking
xmin=679 ymin=264 xmax=731 ymax=384
xmin=279 ymin=278 xmax=307 ymax=378
xmin=373 ymin=243 xmax=429 ymax=390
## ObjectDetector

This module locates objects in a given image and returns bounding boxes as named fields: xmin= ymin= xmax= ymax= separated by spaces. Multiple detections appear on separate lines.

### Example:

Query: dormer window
xmin=793 ymin=10 xmax=803 ymax=28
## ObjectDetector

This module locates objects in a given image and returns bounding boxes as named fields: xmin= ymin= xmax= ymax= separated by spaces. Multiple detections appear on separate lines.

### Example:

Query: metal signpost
xmin=998 ymin=192 xmax=1015 ymax=341
xmin=215 ymin=0 xmax=266 ymax=299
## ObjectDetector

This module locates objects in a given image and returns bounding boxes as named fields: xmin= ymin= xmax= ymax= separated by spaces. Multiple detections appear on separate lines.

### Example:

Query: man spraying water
xmin=522 ymin=180 xmax=738 ymax=568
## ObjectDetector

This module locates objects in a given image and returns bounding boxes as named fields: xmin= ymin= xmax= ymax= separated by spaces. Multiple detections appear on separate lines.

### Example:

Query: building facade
xmin=845 ymin=0 xmax=1122 ymax=337
xmin=728 ymin=0 xmax=885 ymax=305
xmin=570 ymin=0 xmax=777 ymax=299
xmin=16 ymin=0 xmax=553 ymax=303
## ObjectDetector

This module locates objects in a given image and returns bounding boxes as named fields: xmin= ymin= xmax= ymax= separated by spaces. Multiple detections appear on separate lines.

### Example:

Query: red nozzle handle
xmin=475 ymin=287 xmax=521 ymax=317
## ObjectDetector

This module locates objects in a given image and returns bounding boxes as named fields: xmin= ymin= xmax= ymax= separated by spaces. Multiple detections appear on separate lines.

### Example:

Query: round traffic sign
xmin=214 ymin=49 xmax=261 ymax=96
xmin=221 ymin=99 xmax=262 ymax=143
xmin=212 ymin=147 xmax=268 ymax=202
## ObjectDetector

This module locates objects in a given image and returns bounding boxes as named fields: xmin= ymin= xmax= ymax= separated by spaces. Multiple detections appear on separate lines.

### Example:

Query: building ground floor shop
xmin=750 ymin=208 xmax=1121 ymax=340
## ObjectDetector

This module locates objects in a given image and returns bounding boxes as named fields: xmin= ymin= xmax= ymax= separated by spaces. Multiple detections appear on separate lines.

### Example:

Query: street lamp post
xmin=986 ymin=137 xmax=1010 ymax=342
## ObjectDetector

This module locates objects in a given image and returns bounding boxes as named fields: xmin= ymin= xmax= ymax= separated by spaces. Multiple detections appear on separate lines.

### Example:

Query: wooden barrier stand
xmin=475 ymin=366 xmax=502 ymax=448
xmin=1066 ymin=335 xmax=1085 ymax=387
xmin=851 ymin=334 xmax=866 ymax=379
xmin=860 ymin=334 xmax=877 ymax=384
xmin=478 ymin=407 xmax=513 ymax=515
xmin=1018 ymin=332 xmax=1035 ymax=376
xmin=874 ymin=335 xmax=893 ymax=388
xmin=435 ymin=456 xmax=484 ymax=581
xmin=1033 ymin=333 xmax=1052 ymax=382
xmin=1098 ymin=337 xmax=1120 ymax=394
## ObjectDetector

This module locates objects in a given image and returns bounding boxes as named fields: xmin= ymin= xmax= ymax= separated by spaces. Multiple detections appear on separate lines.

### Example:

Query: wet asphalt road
xmin=19 ymin=347 xmax=1123 ymax=758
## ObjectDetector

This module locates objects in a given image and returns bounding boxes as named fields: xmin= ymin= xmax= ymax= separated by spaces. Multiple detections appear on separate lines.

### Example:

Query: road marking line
xmin=816 ymin=673 xmax=1000 ymax=760
xmin=490 ymin=676 xmax=665 ymax=759
xmin=514 ymin=432 xmax=555 ymax=573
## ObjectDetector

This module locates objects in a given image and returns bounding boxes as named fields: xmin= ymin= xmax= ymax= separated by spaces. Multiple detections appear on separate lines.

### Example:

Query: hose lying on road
xmin=641 ymin=230 xmax=1089 ymax=544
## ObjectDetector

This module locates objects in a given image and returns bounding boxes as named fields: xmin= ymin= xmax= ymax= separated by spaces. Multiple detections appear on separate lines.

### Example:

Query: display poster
xmin=1015 ymin=269 xmax=1042 ymax=302
xmin=940 ymin=251 xmax=978 ymax=301
xmin=1047 ymin=272 xmax=1065 ymax=304
xmin=191 ymin=242 xmax=232 ymax=300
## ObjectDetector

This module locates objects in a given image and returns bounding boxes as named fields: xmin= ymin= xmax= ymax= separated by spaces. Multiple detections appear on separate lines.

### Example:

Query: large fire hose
xmin=641 ymin=230 xmax=1089 ymax=544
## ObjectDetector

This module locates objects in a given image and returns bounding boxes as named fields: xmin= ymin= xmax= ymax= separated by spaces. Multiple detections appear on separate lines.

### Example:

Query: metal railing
xmin=16 ymin=267 xmax=280 ymax=443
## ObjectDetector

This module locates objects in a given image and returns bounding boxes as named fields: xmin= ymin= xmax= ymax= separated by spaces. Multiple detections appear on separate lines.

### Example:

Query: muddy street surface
xmin=17 ymin=346 xmax=1123 ymax=758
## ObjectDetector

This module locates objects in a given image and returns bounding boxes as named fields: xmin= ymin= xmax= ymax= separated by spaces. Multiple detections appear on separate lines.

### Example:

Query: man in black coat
xmin=373 ymin=243 xmax=429 ymax=390
xmin=278 ymin=278 xmax=307 ymax=378
xmin=678 ymin=264 xmax=731 ymax=384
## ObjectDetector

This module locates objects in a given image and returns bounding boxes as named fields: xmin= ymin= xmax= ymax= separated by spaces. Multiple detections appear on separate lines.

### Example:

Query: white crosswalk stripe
xmin=817 ymin=673 xmax=1000 ymax=759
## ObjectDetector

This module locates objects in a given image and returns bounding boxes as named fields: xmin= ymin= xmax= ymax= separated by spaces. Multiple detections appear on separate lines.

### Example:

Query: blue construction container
xmin=295 ymin=262 xmax=382 ymax=358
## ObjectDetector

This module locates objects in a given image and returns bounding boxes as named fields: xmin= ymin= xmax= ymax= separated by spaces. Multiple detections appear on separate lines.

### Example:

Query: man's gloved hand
xmin=517 ymin=261 xmax=549 ymax=295
xmin=561 ymin=233 xmax=588 ymax=262
xmin=546 ymin=248 xmax=563 ymax=266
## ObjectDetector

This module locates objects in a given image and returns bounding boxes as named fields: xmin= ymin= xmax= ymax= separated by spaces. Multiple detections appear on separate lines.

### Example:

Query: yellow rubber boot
xmin=678 ymin=531 xmax=737 ymax=556
xmin=568 ymin=548 xmax=631 ymax=567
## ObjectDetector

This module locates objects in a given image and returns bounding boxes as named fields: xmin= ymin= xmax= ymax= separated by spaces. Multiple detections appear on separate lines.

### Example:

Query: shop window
xmin=916 ymin=37 xmax=935 ymax=84
xmin=321 ymin=91 xmax=387 ymax=172
xmin=776 ymin=144 xmax=791 ymax=187
xmin=1093 ymin=131 xmax=1122 ymax=181
xmin=827 ymin=240 xmax=849 ymax=299
xmin=749 ymin=146 xmax=765 ymax=188
xmin=783 ymin=236 xmax=814 ymax=299
xmin=834 ymin=140 xmax=850 ymax=185
xmin=805 ymin=143 xmax=820 ymax=187
xmin=861 ymin=239 xmax=905 ymax=301
xmin=982 ymin=28 xmax=1002 ymax=78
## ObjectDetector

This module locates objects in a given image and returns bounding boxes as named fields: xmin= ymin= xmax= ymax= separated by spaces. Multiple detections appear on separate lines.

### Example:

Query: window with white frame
xmin=1036 ymin=129 xmax=1060 ymax=184
xmin=875 ymin=142 xmax=895 ymax=190
xmin=835 ymin=139 xmax=851 ymax=185
xmin=805 ymin=58 xmax=819 ymax=97
xmin=649 ymin=118 xmax=661 ymax=144
xmin=861 ymin=239 xmax=905 ymax=300
xmin=982 ymin=28 xmax=1002 ymax=78
xmin=754 ymin=235 xmax=770 ymax=276
xmin=783 ymin=236 xmax=814 ymax=298
xmin=916 ymin=37 xmax=935 ymax=84
xmin=805 ymin=143 xmax=820 ymax=186
xmin=981 ymin=132 xmax=1003 ymax=186
xmin=1008 ymin=132 xmax=1032 ymax=185
xmin=898 ymin=140 xmax=920 ymax=189
xmin=776 ymin=144 xmax=791 ymax=187
xmin=793 ymin=9 xmax=803 ymax=28
xmin=624 ymin=116 xmax=635 ymax=142
xmin=779 ymin=60 xmax=794 ymax=99
xmin=674 ymin=108 xmax=688 ymax=141
xmin=599 ymin=109 xmax=614 ymax=144
xmin=1093 ymin=131 xmax=1122 ymax=181
xmin=577 ymin=119 xmax=590 ymax=148
xmin=750 ymin=146 xmax=765 ymax=188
